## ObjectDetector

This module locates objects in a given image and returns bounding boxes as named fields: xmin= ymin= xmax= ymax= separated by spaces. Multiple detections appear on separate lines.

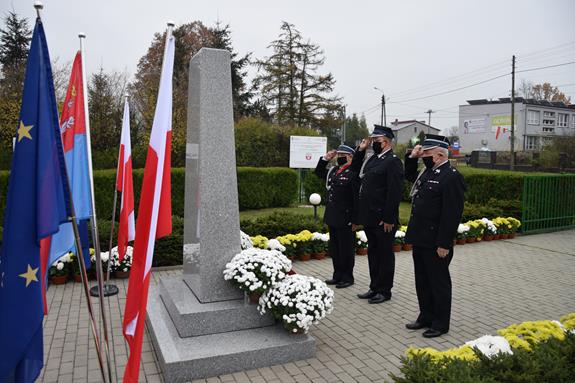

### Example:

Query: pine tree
xmin=253 ymin=22 xmax=341 ymax=128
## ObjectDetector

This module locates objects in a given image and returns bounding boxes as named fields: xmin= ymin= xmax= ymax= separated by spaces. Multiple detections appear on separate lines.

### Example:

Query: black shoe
xmin=335 ymin=281 xmax=354 ymax=289
xmin=357 ymin=290 xmax=377 ymax=299
xmin=368 ymin=293 xmax=391 ymax=304
xmin=422 ymin=328 xmax=447 ymax=338
xmin=325 ymin=279 xmax=339 ymax=285
xmin=405 ymin=321 xmax=429 ymax=330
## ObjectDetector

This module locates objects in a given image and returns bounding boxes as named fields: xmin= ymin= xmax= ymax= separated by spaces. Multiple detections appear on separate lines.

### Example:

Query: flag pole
xmin=32 ymin=2 xmax=108 ymax=382
xmin=79 ymin=33 xmax=113 ymax=383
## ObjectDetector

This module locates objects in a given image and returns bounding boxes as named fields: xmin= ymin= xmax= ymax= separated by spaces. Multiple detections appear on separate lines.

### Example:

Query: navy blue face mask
xmin=372 ymin=141 xmax=383 ymax=154
xmin=337 ymin=157 xmax=347 ymax=166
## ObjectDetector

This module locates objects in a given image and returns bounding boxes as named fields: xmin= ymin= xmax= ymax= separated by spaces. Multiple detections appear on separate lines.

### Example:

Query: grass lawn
xmin=240 ymin=202 xmax=412 ymax=225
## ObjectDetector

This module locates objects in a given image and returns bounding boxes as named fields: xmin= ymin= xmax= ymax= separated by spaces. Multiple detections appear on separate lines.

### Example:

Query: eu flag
xmin=0 ymin=19 xmax=71 ymax=383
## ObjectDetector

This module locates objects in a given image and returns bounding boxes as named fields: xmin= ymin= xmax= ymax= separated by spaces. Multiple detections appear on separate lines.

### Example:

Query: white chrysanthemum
xmin=395 ymin=230 xmax=406 ymax=238
xmin=465 ymin=335 xmax=513 ymax=357
xmin=56 ymin=262 xmax=64 ymax=271
xmin=457 ymin=224 xmax=470 ymax=234
xmin=258 ymin=275 xmax=334 ymax=333
xmin=356 ymin=231 xmax=367 ymax=243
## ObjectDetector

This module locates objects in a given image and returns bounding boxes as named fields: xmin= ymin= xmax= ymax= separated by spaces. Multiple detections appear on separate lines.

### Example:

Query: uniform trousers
xmin=364 ymin=225 xmax=396 ymax=295
xmin=412 ymin=246 xmax=454 ymax=332
xmin=328 ymin=226 xmax=355 ymax=283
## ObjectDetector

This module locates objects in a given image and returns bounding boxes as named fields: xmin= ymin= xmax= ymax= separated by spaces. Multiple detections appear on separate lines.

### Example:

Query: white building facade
xmin=458 ymin=98 xmax=575 ymax=153
xmin=389 ymin=119 xmax=440 ymax=145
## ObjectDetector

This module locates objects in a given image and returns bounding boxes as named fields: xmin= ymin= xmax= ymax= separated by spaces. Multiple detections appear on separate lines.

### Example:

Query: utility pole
xmin=426 ymin=109 xmax=434 ymax=130
xmin=510 ymin=55 xmax=516 ymax=171
xmin=374 ymin=87 xmax=387 ymax=126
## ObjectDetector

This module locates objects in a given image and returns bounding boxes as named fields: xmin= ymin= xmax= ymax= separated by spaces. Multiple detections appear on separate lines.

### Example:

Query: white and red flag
xmin=122 ymin=32 xmax=174 ymax=383
xmin=116 ymin=97 xmax=135 ymax=261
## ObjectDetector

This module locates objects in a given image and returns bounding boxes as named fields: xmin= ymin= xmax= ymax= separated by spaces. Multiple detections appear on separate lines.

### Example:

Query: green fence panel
xmin=521 ymin=174 xmax=575 ymax=233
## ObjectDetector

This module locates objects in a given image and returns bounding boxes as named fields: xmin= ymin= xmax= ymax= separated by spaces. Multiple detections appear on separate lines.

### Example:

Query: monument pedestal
xmin=147 ymin=48 xmax=316 ymax=382
xmin=148 ymin=282 xmax=316 ymax=382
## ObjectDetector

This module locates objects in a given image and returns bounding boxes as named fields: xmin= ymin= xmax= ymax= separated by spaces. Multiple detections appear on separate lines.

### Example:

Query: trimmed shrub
xmin=237 ymin=167 xmax=298 ymax=210
xmin=240 ymin=212 xmax=327 ymax=238
xmin=392 ymin=332 xmax=575 ymax=383
xmin=302 ymin=170 xmax=326 ymax=205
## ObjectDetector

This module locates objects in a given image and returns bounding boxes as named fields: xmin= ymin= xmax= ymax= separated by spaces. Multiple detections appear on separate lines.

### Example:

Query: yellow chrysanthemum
xmin=560 ymin=312 xmax=575 ymax=330
xmin=497 ymin=320 xmax=565 ymax=351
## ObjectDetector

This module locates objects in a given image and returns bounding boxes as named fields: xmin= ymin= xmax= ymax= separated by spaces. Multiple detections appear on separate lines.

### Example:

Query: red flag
xmin=117 ymin=98 xmax=135 ymax=261
xmin=122 ymin=33 xmax=174 ymax=383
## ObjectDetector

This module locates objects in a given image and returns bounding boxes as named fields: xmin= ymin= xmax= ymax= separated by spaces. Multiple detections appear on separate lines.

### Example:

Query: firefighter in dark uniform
xmin=350 ymin=125 xmax=404 ymax=304
xmin=404 ymin=134 xmax=465 ymax=338
xmin=314 ymin=144 xmax=359 ymax=289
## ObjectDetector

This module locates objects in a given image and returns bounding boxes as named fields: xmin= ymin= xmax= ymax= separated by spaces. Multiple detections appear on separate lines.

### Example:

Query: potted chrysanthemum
xmin=49 ymin=253 xmax=73 ymax=285
xmin=507 ymin=217 xmax=521 ymax=238
xmin=223 ymin=248 xmax=292 ymax=304
xmin=258 ymin=274 xmax=334 ymax=334
xmin=393 ymin=230 xmax=405 ymax=252
xmin=355 ymin=230 xmax=368 ymax=255
xmin=310 ymin=232 xmax=329 ymax=260
xmin=456 ymin=224 xmax=469 ymax=245
xmin=481 ymin=218 xmax=497 ymax=241
xmin=109 ymin=245 xmax=134 ymax=278
xmin=399 ymin=225 xmax=412 ymax=251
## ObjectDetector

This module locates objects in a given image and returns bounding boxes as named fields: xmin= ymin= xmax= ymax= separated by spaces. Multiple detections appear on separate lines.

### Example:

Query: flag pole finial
xmin=167 ymin=20 xmax=175 ymax=27
xmin=78 ymin=32 xmax=86 ymax=39
xmin=33 ymin=1 xmax=43 ymax=18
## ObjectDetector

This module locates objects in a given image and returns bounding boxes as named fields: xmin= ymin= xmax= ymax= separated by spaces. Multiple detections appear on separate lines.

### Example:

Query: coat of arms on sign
xmin=305 ymin=154 xmax=312 ymax=160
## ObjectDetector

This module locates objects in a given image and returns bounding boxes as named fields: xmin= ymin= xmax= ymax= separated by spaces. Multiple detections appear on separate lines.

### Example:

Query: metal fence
xmin=521 ymin=175 xmax=575 ymax=233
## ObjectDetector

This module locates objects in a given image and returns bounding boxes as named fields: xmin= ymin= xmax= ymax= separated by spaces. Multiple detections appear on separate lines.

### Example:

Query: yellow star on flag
xmin=19 ymin=264 xmax=39 ymax=287
xmin=17 ymin=121 xmax=33 ymax=142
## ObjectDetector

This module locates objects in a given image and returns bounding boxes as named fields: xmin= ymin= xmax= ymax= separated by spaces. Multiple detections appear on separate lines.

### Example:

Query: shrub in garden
xmin=240 ymin=212 xmax=327 ymax=238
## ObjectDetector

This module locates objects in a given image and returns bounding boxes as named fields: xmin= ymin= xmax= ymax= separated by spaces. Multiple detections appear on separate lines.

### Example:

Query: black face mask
xmin=372 ymin=141 xmax=383 ymax=154
xmin=423 ymin=156 xmax=435 ymax=169
xmin=336 ymin=157 xmax=347 ymax=166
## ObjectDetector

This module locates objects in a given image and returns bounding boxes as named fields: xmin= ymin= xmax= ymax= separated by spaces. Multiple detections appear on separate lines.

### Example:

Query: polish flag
xmin=122 ymin=33 xmax=174 ymax=383
xmin=117 ymin=97 xmax=135 ymax=261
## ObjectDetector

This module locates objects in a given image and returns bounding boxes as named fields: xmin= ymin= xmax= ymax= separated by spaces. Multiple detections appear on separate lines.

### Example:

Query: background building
xmin=389 ymin=119 xmax=440 ymax=145
xmin=458 ymin=98 xmax=575 ymax=153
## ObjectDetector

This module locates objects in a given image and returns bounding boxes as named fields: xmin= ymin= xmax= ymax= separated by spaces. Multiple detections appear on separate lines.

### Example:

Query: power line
xmin=389 ymin=73 xmax=509 ymax=103
xmin=516 ymin=60 xmax=575 ymax=73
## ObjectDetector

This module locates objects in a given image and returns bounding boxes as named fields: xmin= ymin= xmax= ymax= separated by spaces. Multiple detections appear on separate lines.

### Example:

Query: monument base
xmin=147 ymin=283 xmax=316 ymax=382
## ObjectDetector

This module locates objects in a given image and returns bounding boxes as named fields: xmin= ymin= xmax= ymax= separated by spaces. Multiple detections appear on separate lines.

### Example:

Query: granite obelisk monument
xmin=147 ymin=48 xmax=315 ymax=382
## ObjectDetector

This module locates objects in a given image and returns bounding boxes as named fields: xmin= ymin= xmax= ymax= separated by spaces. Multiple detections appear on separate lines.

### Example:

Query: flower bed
xmin=393 ymin=313 xmax=575 ymax=383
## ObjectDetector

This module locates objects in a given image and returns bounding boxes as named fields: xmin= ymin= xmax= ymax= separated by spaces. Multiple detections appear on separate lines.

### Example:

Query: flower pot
xmin=483 ymin=235 xmax=493 ymax=241
xmin=50 ymin=275 xmax=68 ymax=285
xmin=287 ymin=255 xmax=296 ymax=261
xmin=115 ymin=270 xmax=130 ymax=279
xmin=299 ymin=253 xmax=312 ymax=262
xmin=466 ymin=237 xmax=476 ymax=243
xmin=392 ymin=244 xmax=402 ymax=252
xmin=247 ymin=292 xmax=261 ymax=305
xmin=500 ymin=234 xmax=509 ymax=239
xmin=356 ymin=247 xmax=368 ymax=256
xmin=74 ymin=274 xmax=83 ymax=283
xmin=508 ymin=233 xmax=516 ymax=239
xmin=456 ymin=239 xmax=466 ymax=245
xmin=493 ymin=234 xmax=501 ymax=240
xmin=287 ymin=269 xmax=297 ymax=276
xmin=402 ymin=244 xmax=413 ymax=251
xmin=311 ymin=252 xmax=326 ymax=260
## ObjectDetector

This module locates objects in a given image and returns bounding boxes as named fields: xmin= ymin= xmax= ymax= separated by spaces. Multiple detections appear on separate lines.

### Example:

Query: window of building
xmin=414 ymin=126 xmax=417 ymax=133
xmin=527 ymin=110 xmax=540 ymax=125
xmin=525 ymin=136 xmax=539 ymax=150
xmin=557 ymin=113 xmax=568 ymax=127
xmin=541 ymin=137 xmax=553 ymax=147
xmin=543 ymin=111 xmax=555 ymax=118
xmin=571 ymin=115 xmax=575 ymax=128
xmin=542 ymin=127 xmax=555 ymax=133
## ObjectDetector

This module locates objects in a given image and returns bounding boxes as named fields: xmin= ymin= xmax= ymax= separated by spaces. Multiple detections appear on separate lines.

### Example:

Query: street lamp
xmin=309 ymin=193 xmax=321 ymax=219
xmin=374 ymin=87 xmax=387 ymax=126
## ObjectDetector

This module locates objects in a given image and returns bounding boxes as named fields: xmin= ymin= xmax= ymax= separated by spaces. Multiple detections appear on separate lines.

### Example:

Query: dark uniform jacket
xmin=314 ymin=158 xmax=359 ymax=228
xmin=404 ymin=156 xmax=466 ymax=249
xmin=349 ymin=149 xmax=404 ymax=227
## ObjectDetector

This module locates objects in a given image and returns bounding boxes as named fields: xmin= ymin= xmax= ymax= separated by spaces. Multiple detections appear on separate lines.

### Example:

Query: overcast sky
xmin=3 ymin=0 xmax=575 ymax=133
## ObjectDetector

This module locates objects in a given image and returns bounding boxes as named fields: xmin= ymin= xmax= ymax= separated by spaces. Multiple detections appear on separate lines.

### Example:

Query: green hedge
xmin=237 ymin=167 xmax=298 ymax=209
xmin=0 ymin=167 xmax=300 ymax=225
xmin=392 ymin=332 xmax=575 ymax=383
xmin=240 ymin=212 xmax=327 ymax=238
xmin=302 ymin=170 xmax=326 ymax=205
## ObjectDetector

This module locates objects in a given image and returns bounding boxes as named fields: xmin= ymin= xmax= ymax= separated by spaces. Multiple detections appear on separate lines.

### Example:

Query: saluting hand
xmin=325 ymin=149 xmax=337 ymax=160
xmin=358 ymin=138 xmax=370 ymax=151
xmin=437 ymin=247 xmax=449 ymax=258
xmin=378 ymin=221 xmax=395 ymax=233
xmin=409 ymin=144 xmax=424 ymax=158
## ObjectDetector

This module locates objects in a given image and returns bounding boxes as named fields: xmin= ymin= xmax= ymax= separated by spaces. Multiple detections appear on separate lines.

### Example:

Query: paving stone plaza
xmin=38 ymin=229 xmax=575 ymax=383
